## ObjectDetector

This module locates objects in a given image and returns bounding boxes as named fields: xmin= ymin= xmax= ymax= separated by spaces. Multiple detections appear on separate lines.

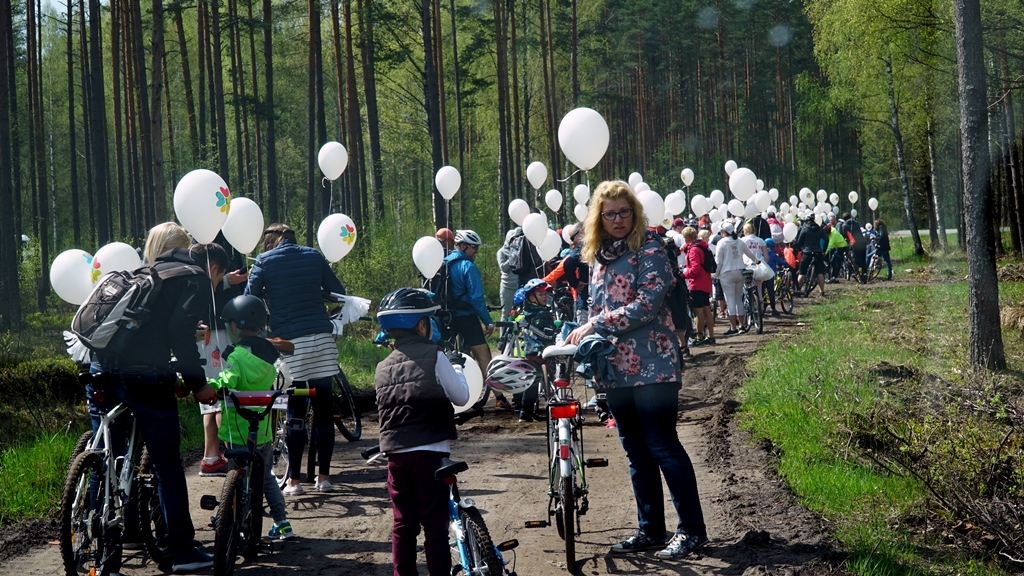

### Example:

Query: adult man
xmin=444 ymin=229 xmax=508 ymax=409
xmin=794 ymin=216 xmax=828 ymax=296
xmin=93 ymin=243 xmax=228 ymax=574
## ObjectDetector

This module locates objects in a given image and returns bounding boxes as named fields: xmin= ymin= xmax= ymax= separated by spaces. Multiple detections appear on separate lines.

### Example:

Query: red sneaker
xmin=199 ymin=456 xmax=229 ymax=477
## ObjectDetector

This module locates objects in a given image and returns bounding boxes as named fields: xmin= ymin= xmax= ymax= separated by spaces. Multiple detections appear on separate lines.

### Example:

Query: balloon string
xmin=324 ymin=178 xmax=333 ymax=215
xmin=556 ymin=168 xmax=584 ymax=184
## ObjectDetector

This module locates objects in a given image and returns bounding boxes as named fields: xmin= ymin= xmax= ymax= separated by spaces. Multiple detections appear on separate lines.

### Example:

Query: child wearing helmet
xmin=205 ymin=295 xmax=296 ymax=540
xmin=374 ymin=288 xmax=470 ymax=576
xmin=512 ymin=278 xmax=557 ymax=422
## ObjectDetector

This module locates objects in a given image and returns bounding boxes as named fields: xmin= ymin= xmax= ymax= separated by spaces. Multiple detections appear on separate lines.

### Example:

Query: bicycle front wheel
xmin=750 ymin=291 xmax=763 ymax=334
xmin=60 ymin=450 xmax=105 ymax=576
xmin=779 ymin=283 xmax=794 ymax=314
xmin=243 ymin=461 xmax=264 ymax=560
xmin=458 ymin=507 xmax=503 ymax=576
xmin=332 ymin=370 xmax=362 ymax=441
xmin=271 ymin=411 xmax=290 ymax=489
xmin=214 ymin=471 xmax=242 ymax=576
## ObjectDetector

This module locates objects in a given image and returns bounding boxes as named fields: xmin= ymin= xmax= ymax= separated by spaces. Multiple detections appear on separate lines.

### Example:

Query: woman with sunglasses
xmin=566 ymin=181 xmax=708 ymax=560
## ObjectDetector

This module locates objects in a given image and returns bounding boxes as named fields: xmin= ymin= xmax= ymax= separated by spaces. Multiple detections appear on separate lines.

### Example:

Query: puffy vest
xmin=375 ymin=335 xmax=456 ymax=452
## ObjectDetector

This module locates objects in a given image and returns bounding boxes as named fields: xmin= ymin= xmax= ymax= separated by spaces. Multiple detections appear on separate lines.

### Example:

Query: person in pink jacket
xmin=681 ymin=227 xmax=715 ymax=345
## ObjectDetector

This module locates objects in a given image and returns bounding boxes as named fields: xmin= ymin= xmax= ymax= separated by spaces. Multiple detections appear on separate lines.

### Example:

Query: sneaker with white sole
xmin=610 ymin=529 xmax=666 ymax=553
xmin=268 ymin=521 xmax=296 ymax=540
xmin=655 ymin=532 xmax=708 ymax=559
xmin=314 ymin=479 xmax=333 ymax=492
xmin=283 ymin=483 xmax=305 ymax=496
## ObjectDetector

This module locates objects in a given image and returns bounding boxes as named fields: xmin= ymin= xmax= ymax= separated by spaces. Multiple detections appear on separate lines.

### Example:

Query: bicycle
xmin=800 ymin=252 xmax=827 ymax=297
xmin=200 ymin=387 xmax=314 ymax=576
xmin=361 ymin=410 xmax=520 ymax=576
xmin=773 ymin=267 xmax=795 ymax=314
xmin=865 ymin=239 xmax=882 ymax=283
xmin=59 ymin=372 xmax=172 ymax=576
xmin=741 ymin=270 xmax=763 ymax=334
xmin=525 ymin=342 xmax=608 ymax=571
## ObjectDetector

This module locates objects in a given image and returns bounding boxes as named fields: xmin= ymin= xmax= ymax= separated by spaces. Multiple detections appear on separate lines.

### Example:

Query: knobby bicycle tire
xmin=459 ymin=507 xmax=503 ymax=576
xmin=243 ymin=459 xmax=265 ymax=559
xmin=60 ymin=450 xmax=106 ymax=576
xmin=332 ymin=370 xmax=362 ymax=441
xmin=214 ymin=471 xmax=242 ymax=576
xmin=750 ymin=290 xmax=763 ymax=334
xmin=271 ymin=411 xmax=290 ymax=489
xmin=560 ymin=474 xmax=576 ymax=570
xmin=137 ymin=448 xmax=172 ymax=566
xmin=68 ymin=430 xmax=93 ymax=472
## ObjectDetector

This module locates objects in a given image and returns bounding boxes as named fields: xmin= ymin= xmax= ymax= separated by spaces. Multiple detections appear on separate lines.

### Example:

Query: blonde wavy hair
xmin=142 ymin=222 xmax=191 ymax=264
xmin=580 ymin=181 xmax=647 ymax=264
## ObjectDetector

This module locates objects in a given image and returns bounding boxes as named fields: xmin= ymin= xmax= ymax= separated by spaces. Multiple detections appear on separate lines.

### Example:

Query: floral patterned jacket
xmin=587 ymin=230 xmax=680 ymax=389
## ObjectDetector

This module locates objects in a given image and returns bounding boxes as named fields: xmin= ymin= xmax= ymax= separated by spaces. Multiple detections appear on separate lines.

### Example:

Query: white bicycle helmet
xmin=485 ymin=355 xmax=537 ymax=394
xmin=454 ymin=229 xmax=482 ymax=247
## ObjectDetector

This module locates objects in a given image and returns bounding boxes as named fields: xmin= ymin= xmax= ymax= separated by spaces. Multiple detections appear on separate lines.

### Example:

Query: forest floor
xmin=1 ymin=290 xmax=868 ymax=576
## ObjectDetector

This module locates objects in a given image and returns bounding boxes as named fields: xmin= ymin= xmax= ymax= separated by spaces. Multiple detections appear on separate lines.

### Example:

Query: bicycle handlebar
xmin=223 ymin=387 xmax=315 ymax=407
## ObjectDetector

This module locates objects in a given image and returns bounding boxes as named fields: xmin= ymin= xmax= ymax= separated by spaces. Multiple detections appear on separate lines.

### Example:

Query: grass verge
xmin=741 ymin=270 xmax=1024 ymax=574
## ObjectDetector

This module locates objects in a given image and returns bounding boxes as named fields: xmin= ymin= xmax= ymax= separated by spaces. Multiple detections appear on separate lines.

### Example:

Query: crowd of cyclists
xmin=62 ymin=179 xmax=895 ymax=575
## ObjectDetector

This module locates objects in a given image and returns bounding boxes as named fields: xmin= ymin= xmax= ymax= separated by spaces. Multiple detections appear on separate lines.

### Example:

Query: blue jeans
xmin=605 ymin=382 xmax=706 ymax=539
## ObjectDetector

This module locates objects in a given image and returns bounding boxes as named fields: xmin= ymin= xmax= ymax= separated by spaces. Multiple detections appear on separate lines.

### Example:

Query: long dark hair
xmin=261 ymin=223 xmax=296 ymax=252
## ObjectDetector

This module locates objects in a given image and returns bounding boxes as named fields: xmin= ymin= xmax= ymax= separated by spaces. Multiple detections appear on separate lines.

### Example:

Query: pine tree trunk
xmin=420 ymin=0 xmax=445 ymax=229
xmin=28 ymin=0 xmax=51 ymax=309
xmin=211 ymin=0 xmax=229 ymax=179
xmin=198 ymin=1 xmax=208 ymax=159
xmin=358 ymin=0 xmax=384 ymax=217
xmin=122 ymin=0 xmax=143 ymax=237
xmin=328 ymin=0 xmax=348 ymax=214
xmin=884 ymin=55 xmax=924 ymax=256
xmin=246 ymin=0 xmax=264 ymax=205
xmin=173 ymin=2 xmax=199 ymax=163
xmin=343 ymin=0 xmax=363 ymax=228
xmin=79 ymin=0 xmax=95 ymax=238
xmin=493 ymin=0 xmax=510 ymax=216
xmin=66 ymin=0 xmax=81 ymax=245
xmin=954 ymin=0 xmax=1006 ymax=370
xmin=110 ymin=0 xmax=128 ymax=238
xmin=130 ymin=0 xmax=155 ymax=226
xmin=926 ymin=118 xmax=947 ymax=249
xmin=228 ymin=0 xmax=246 ymax=195
xmin=262 ymin=0 xmax=279 ymax=222
xmin=0 ymin=0 xmax=22 ymax=328
xmin=306 ymin=0 xmax=319 ymax=245
xmin=151 ymin=0 xmax=167 ymax=221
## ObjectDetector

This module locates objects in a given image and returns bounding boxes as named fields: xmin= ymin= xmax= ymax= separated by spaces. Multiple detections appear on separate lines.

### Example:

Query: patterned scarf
xmin=596 ymin=236 xmax=630 ymax=265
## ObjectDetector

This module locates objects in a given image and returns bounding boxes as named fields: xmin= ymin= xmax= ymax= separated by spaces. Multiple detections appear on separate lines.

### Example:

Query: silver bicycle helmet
xmin=484 ymin=355 xmax=537 ymax=394
xmin=454 ymin=229 xmax=482 ymax=247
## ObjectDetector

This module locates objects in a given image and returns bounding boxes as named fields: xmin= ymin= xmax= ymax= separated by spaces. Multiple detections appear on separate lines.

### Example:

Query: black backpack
xmin=699 ymin=244 xmax=717 ymax=274
xmin=71 ymin=262 xmax=204 ymax=356
xmin=661 ymin=238 xmax=691 ymax=335
xmin=423 ymin=257 xmax=472 ymax=313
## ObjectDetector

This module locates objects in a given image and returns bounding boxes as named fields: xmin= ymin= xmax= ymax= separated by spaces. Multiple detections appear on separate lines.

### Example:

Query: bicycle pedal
xmin=524 ymin=520 xmax=549 ymax=528
xmin=208 ymin=516 xmax=217 ymax=529
xmin=450 ymin=565 xmax=464 ymax=576
xmin=259 ymin=539 xmax=276 ymax=554
xmin=496 ymin=539 xmax=519 ymax=552
xmin=585 ymin=458 xmax=609 ymax=468
xmin=199 ymin=494 xmax=219 ymax=510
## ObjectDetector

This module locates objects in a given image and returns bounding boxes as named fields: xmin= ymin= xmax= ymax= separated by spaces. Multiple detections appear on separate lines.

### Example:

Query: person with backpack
xmin=506 ymin=225 xmax=543 ymax=286
xmin=88 ymin=243 xmax=228 ymax=574
xmin=443 ymin=230 xmax=509 ymax=410
xmin=496 ymin=228 xmax=520 ymax=321
xmin=841 ymin=212 xmax=868 ymax=283
xmin=245 ymin=223 xmax=346 ymax=495
xmin=682 ymin=227 xmax=715 ymax=345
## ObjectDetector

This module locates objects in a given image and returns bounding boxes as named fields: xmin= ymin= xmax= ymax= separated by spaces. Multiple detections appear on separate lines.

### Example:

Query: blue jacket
xmin=444 ymin=250 xmax=491 ymax=326
xmin=765 ymin=250 xmax=789 ymax=272
xmin=245 ymin=239 xmax=346 ymax=340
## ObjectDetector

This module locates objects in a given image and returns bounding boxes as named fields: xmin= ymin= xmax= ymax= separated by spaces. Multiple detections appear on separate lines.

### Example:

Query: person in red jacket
xmin=681 ymin=227 xmax=715 ymax=345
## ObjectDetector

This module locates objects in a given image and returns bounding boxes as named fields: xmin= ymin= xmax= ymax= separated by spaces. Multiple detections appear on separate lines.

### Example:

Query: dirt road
xmin=4 ymin=316 xmax=846 ymax=575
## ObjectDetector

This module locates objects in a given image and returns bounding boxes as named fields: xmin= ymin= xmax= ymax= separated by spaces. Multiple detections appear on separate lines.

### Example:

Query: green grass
xmin=740 ymin=266 xmax=1024 ymax=574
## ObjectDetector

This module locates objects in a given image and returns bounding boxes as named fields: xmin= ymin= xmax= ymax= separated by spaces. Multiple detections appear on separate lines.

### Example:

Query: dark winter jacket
xmin=375 ymin=336 xmax=457 ymax=453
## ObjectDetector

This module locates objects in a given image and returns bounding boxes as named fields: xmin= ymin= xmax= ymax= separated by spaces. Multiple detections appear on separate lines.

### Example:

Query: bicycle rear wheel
xmin=749 ymin=291 xmax=763 ymax=334
xmin=60 ymin=450 xmax=105 ymax=576
xmin=779 ymin=283 xmax=794 ymax=314
xmin=332 ymin=370 xmax=361 ymax=441
xmin=458 ymin=508 xmax=503 ymax=576
xmin=214 ymin=471 xmax=242 ymax=576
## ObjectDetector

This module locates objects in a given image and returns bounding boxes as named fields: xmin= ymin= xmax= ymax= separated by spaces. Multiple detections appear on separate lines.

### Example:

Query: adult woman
xmin=681 ymin=227 xmax=714 ymax=345
xmin=715 ymin=222 xmax=758 ymax=337
xmin=873 ymin=219 xmax=893 ymax=280
xmin=245 ymin=224 xmax=346 ymax=494
xmin=142 ymin=221 xmax=191 ymax=265
xmin=566 ymin=181 xmax=707 ymax=560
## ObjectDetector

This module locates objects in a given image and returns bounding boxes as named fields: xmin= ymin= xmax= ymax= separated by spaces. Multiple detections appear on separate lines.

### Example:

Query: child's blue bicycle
xmin=362 ymin=414 xmax=520 ymax=576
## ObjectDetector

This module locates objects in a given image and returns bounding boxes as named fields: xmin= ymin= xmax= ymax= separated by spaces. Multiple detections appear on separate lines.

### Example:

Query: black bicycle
xmin=800 ymin=252 xmax=827 ymax=297
xmin=741 ymin=270 xmax=763 ymax=334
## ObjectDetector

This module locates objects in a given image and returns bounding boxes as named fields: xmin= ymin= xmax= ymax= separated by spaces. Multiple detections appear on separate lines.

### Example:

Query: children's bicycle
xmin=200 ymin=387 xmax=314 ymax=576
xmin=741 ymin=270 xmax=763 ymax=334
xmin=525 ymin=343 xmax=608 ymax=571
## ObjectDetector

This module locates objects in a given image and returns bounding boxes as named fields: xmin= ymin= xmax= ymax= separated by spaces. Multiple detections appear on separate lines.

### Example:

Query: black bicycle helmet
xmin=221 ymin=295 xmax=268 ymax=329
xmin=377 ymin=288 xmax=441 ymax=330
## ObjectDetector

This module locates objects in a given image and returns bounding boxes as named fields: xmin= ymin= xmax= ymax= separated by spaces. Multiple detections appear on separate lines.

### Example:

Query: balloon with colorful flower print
xmin=173 ymin=169 xmax=231 ymax=244
xmin=93 ymin=242 xmax=142 ymax=283
xmin=317 ymin=213 xmax=358 ymax=263
xmin=50 ymin=249 xmax=95 ymax=305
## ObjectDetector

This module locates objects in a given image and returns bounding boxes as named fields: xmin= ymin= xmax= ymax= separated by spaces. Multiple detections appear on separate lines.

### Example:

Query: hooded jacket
xmin=208 ymin=336 xmax=281 ymax=445
xmin=682 ymin=239 xmax=713 ymax=294
xmin=444 ymin=250 xmax=492 ymax=326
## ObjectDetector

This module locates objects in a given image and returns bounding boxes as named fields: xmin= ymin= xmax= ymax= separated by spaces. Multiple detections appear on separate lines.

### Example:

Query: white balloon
xmin=689 ymin=194 xmax=708 ymax=217
xmin=633 ymin=182 xmax=651 ymax=194
xmin=813 ymin=203 xmax=823 ymax=214
xmin=849 ymin=191 xmax=859 ymax=203
xmin=562 ymin=227 xmax=574 ymax=244
xmin=573 ymin=184 xmax=590 ymax=204
xmin=769 ymin=188 xmax=779 ymax=201
xmin=526 ymin=161 xmax=548 ymax=190
xmin=50 ymin=249 xmax=96 ymax=305
xmin=173 ymin=169 xmax=231 ymax=244
xmin=743 ymin=201 xmax=758 ymax=218
xmin=221 ymin=197 xmax=264 ymax=254
xmin=851 ymin=208 xmax=858 ymax=218
xmin=868 ymin=198 xmax=879 ymax=211
xmin=753 ymin=191 xmax=769 ymax=211
xmin=865 ymin=223 xmax=873 ymax=231
xmin=724 ymin=160 xmax=738 ymax=176
xmin=768 ymin=205 xmax=777 ymax=215
xmin=816 ymin=189 xmax=827 ymax=202
xmin=317 ymin=213 xmax=358 ymax=263
xmin=628 ymin=172 xmax=644 ymax=187
xmin=662 ymin=210 xmax=673 ymax=229
xmin=412 ymin=236 xmax=445 ymax=278
xmin=709 ymin=208 xmax=722 ymax=222
xmin=635 ymin=190 xmax=664 ymax=226
xmin=665 ymin=192 xmax=687 ymax=215
xmin=798 ymin=202 xmax=807 ymax=210
xmin=711 ymin=222 xmax=722 ymax=235
xmin=709 ymin=189 xmax=725 ymax=208
xmin=544 ymin=189 xmax=563 ymax=212
xmin=756 ymin=178 xmax=765 ymax=191
xmin=789 ymin=195 xmax=799 ymax=206
xmin=783 ymin=213 xmax=795 ymax=224
xmin=522 ymin=213 xmax=549 ymax=247
xmin=800 ymin=189 xmax=814 ymax=204
xmin=453 ymin=354 xmax=483 ymax=413
xmin=317 ymin=141 xmax=348 ymax=181
xmin=829 ymin=193 xmax=839 ymax=205
xmin=434 ymin=165 xmax=462 ymax=200
xmin=822 ymin=202 xmax=831 ymax=214
xmin=574 ymin=204 xmax=588 ymax=222
xmin=557 ymin=107 xmax=610 ymax=170
xmin=94 ymin=242 xmax=142 ymax=281
xmin=728 ymin=198 xmax=745 ymax=217
xmin=729 ymin=167 xmax=757 ymax=201
xmin=539 ymin=229 xmax=562 ymax=261
xmin=681 ymin=168 xmax=694 ymax=186
xmin=779 ymin=202 xmax=790 ymax=213
xmin=508 ymin=199 xmax=530 ymax=225
xmin=783 ymin=222 xmax=798 ymax=242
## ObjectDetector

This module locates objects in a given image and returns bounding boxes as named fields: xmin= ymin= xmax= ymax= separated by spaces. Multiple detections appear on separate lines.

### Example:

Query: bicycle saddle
xmin=435 ymin=457 xmax=468 ymax=480
xmin=542 ymin=343 xmax=578 ymax=359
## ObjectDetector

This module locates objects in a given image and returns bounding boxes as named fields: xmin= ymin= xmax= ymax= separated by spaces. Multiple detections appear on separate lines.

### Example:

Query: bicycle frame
xmin=90 ymin=401 xmax=143 ymax=538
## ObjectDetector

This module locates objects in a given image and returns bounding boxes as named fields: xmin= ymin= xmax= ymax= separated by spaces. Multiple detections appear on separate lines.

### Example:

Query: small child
xmin=375 ymin=288 xmax=470 ymax=576
xmin=513 ymin=278 xmax=556 ymax=422
xmin=206 ymin=295 xmax=295 ymax=540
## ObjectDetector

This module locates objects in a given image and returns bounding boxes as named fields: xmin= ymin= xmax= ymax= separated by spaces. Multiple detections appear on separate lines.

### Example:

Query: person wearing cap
xmin=715 ymin=222 xmax=758 ymax=337
xmin=435 ymin=228 xmax=455 ymax=255
xmin=671 ymin=218 xmax=685 ymax=234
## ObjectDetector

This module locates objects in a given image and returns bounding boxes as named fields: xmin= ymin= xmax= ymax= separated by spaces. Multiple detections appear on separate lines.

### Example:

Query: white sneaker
xmin=283 ymin=483 xmax=305 ymax=496
xmin=314 ymin=479 xmax=333 ymax=492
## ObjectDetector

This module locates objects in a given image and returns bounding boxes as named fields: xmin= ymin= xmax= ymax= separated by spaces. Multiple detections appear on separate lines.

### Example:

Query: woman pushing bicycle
xmin=374 ymin=288 xmax=470 ymax=576
xmin=565 ymin=180 xmax=708 ymax=560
